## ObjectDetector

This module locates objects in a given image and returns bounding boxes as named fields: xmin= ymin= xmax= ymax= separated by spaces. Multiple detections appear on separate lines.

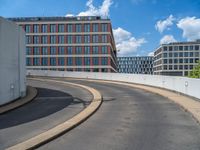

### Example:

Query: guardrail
xmin=27 ymin=70 xmax=200 ymax=100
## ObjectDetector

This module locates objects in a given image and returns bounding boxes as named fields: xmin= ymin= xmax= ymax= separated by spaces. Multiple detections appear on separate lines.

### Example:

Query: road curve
xmin=0 ymin=79 xmax=93 ymax=150
xmin=38 ymin=78 xmax=200 ymax=150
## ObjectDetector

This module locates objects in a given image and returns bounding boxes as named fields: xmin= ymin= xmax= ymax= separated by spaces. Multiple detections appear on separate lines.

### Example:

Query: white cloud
xmin=66 ymin=0 xmax=113 ymax=18
xmin=148 ymin=51 xmax=154 ymax=56
xmin=177 ymin=16 xmax=200 ymax=41
xmin=65 ymin=14 xmax=74 ymax=17
xmin=155 ymin=15 xmax=175 ymax=33
xmin=113 ymin=27 xmax=146 ymax=55
xmin=160 ymin=35 xmax=177 ymax=44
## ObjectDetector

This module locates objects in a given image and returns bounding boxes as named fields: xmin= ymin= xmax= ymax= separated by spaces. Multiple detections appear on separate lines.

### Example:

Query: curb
xmin=63 ymin=78 xmax=200 ymax=124
xmin=6 ymin=78 xmax=102 ymax=150
xmin=0 ymin=86 xmax=37 ymax=114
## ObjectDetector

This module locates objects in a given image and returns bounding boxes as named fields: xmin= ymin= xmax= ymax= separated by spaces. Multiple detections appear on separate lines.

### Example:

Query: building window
xmin=84 ymin=46 xmax=90 ymax=54
xmin=76 ymin=35 xmax=82 ymax=43
xmin=102 ymin=35 xmax=108 ymax=43
xmin=75 ymin=57 xmax=82 ymax=65
xmin=50 ymin=58 xmax=56 ymax=66
xmin=33 ymin=47 xmax=40 ymax=55
xmin=92 ymin=35 xmax=99 ymax=43
xmin=76 ymin=47 xmax=82 ymax=54
xmin=93 ymin=24 xmax=98 ymax=32
xmin=174 ymin=59 xmax=178 ymax=63
xmin=84 ymin=24 xmax=90 ymax=32
xmin=163 ymin=59 xmax=167 ymax=64
xmin=195 ymin=45 xmax=199 ymax=50
xmin=93 ymin=57 xmax=99 ymax=65
xmin=41 ymin=58 xmax=48 ymax=66
xmin=76 ymin=24 xmax=81 ymax=32
xmin=26 ymin=47 xmax=32 ymax=55
xmin=58 ymin=24 xmax=64 ymax=32
xmin=26 ymin=36 xmax=31 ymax=44
xmin=179 ymin=46 xmax=183 ymax=50
xmin=101 ymin=23 xmax=108 ymax=32
xmin=184 ymin=52 xmax=188 ymax=57
xmin=58 ymin=35 xmax=65 ymax=44
xmin=93 ymin=46 xmax=99 ymax=54
xmin=102 ymin=57 xmax=108 ymax=65
xmin=84 ymin=35 xmax=90 ymax=43
xmin=169 ymin=53 xmax=172 ymax=57
xmin=67 ymin=47 xmax=73 ymax=54
xmin=67 ymin=24 xmax=73 ymax=32
xmin=42 ymin=36 xmax=48 ymax=44
xmin=189 ymin=52 xmax=194 ymax=57
xmin=33 ymin=58 xmax=40 ymax=66
xmin=42 ymin=24 xmax=47 ymax=33
xmin=67 ymin=35 xmax=73 ymax=43
xmin=26 ymin=58 xmax=31 ymax=66
xmin=184 ymin=46 xmax=188 ymax=50
xmin=169 ymin=46 xmax=173 ymax=51
xmin=58 ymin=57 xmax=65 ymax=65
xmin=33 ymin=36 xmax=39 ymax=44
xmin=179 ymin=52 xmax=183 ymax=57
xmin=58 ymin=47 xmax=65 ymax=54
xmin=25 ymin=25 xmax=31 ymax=33
xmin=50 ymin=47 xmax=56 ymax=55
xmin=50 ymin=35 xmax=56 ymax=44
xmin=174 ymin=46 xmax=178 ymax=51
xmin=67 ymin=57 xmax=73 ymax=66
xmin=41 ymin=47 xmax=48 ymax=55
xmin=163 ymin=46 xmax=168 ymax=51
xmin=84 ymin=57 xmax=90 ymax=66
xmin=50 ymin=24 xmax=56 ymax=32
xmin=163 ymin=53 xmax=167 ymax=58
xmin=33 ymin=25 xmax=39 ymax=33
xmin=174 ymin=52 xmax=178 ymax=57
xmin=102 ymin=46 xmax=108 ymax=54
xmin=189 ymin=45 xmax=193 ymax=50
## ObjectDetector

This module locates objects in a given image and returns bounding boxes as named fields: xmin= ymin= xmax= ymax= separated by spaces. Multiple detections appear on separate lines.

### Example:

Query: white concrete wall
xmin=27 ymin=70 xmax=200 ymax=100
xmin=0 ymin=17 xmax=26 ymax=105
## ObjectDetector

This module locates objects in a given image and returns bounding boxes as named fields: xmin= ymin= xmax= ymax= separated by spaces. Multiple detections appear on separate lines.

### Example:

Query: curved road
xmin=0 ymin=79 xmax=92 ymax=149
xmin=38 ymin=78 xmax=200 ymax=150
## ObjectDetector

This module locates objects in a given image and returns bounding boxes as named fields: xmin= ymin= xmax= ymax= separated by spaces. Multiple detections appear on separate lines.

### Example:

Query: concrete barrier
xmin=27 ymin=70 xmax=200 ymax=100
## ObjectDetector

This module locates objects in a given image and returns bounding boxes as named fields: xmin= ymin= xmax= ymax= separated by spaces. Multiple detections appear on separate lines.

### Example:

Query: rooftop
xmin=8 ymin=16 xmax=109 ymax=22
xmin=162 ymin=39 xmax=200 ymax=46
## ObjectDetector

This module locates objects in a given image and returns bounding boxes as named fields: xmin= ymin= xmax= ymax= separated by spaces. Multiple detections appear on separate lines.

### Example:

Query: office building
xmin=118 ymin=56 xmax=154 ymax=74
xmin=9 ymin=16 xmax=117 ymax=72
xmin=0 ymin=17 xmax=26 ymax=105
xmin=154 ymin=40 xmax=200 ymax=76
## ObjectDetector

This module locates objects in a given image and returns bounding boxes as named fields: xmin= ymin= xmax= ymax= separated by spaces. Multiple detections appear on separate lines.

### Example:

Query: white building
xmin=154 ymin=40 xmax=200 ymax=76
xmin=0 ymin=17 xmax=26 ymax=105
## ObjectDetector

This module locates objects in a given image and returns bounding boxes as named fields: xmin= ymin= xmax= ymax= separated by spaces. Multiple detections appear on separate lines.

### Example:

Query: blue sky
xmin=0 ymin=0 xmax=200 ymax=56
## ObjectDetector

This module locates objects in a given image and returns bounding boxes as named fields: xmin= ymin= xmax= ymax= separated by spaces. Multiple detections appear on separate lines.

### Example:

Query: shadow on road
xmin=0 ymin=88 xmax=87 ymax=129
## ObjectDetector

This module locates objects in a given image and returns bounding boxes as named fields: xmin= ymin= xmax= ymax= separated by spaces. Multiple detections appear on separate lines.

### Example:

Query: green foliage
xmin=188 ymin=61 xmax=200 ymax=78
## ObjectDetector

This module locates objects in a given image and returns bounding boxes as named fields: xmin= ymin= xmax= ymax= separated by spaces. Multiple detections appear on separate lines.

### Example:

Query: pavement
xmin=0 ymin=79 xmax=99 ymax=150
xmin=38 ymin=78 xmax=200 ymax=150
xmin=1 ymin=77 xmax=200 ymax=150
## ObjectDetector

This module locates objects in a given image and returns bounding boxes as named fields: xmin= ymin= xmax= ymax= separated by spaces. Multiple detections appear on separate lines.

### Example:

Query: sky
xmin=0 ymin=0 xmax=200 ymax=56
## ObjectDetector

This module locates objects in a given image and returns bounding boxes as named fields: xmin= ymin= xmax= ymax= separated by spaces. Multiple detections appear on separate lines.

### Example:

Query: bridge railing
xmin=27 ymin=70 xmax=200 ymax=100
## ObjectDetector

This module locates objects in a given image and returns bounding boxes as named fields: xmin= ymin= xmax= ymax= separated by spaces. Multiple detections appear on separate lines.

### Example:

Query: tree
xmin=188 ymin=61 xmax=200 ymax=78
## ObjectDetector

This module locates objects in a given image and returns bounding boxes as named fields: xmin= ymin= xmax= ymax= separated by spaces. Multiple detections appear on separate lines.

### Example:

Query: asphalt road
xmin=38 ymin=78 xmax=200 ymax=150
xmin=0 ymin=79 xmax=92 ymax=150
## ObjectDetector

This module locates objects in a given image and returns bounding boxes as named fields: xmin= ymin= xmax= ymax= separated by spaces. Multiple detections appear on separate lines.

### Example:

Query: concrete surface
xmin=0 ymin=17 xmax=26 ymax=105
xmin=27 ymin=70 xmax=200 ymax=100
xmin=38 ymin=78 xmax=200 ymax=150
xmin=6 ymin=78 xmax=102 ymax=150
xmin=0 ymin=79 xmax=93 ymax=150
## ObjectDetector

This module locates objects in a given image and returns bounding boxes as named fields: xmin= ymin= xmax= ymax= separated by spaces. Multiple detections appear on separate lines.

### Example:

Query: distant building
xmin=9 ymin=16 xmax=117 ymax=72
xmin=0 ymin=17 xmax=26 ymax=105
xmin=117 ymin=56 xmax=154 ymax=74
xmin=153 ymin=40 xmax=200 ymax=76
